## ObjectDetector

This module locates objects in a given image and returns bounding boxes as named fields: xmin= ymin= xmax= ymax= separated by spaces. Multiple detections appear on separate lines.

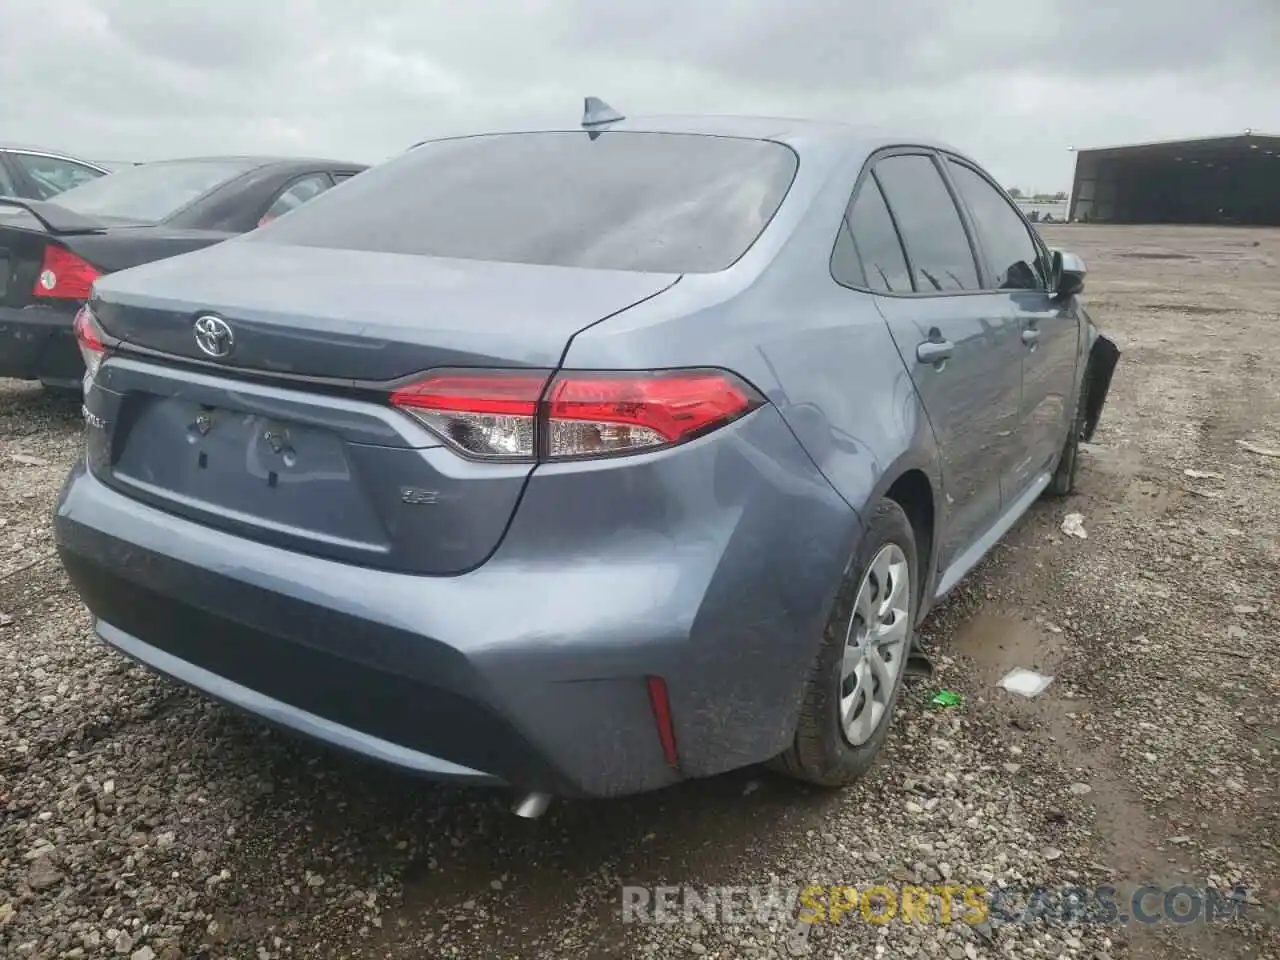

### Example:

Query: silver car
xmin=54 ymin=104 xmax=1118 ymax=812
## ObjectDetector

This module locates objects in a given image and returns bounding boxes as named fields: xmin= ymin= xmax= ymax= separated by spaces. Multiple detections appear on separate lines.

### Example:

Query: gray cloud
xmin=1 ymin=0 xmax=1274 ymax=188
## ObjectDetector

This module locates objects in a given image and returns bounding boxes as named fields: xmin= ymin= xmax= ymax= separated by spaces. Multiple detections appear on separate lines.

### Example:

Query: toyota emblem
xmin=193 ymin=315 xmax=234 ymax=358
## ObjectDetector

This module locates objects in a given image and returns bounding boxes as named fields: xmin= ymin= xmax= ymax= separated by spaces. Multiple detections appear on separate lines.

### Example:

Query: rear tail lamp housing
xmin=34 ymin=244 xmax=101 ymax=300
xmin=73 ymin=302 xmax=110 ymax=380
xmin=390 ymin=368 xmax=764 ymax=461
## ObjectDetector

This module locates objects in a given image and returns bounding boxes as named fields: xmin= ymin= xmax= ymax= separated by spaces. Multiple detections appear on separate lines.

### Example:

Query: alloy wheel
xmin=839 ymin=543 xmax=910 ymax=746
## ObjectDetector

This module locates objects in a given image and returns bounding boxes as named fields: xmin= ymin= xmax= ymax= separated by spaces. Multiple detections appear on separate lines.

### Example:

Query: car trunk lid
xmin=93 ymin=239 xmax=680 ymax=381
xmin=85 ymin=241 xmax=679 ymax=574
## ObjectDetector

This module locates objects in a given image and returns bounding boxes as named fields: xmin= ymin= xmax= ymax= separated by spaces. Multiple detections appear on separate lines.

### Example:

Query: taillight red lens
xmin=389 ymin=368 xmax=761 ymax=461
xmin=545 ymin=372 xmax=754 ymax=458
xmin=33 ymin=245 xmax=101 ymax=300
xmin=390 ymin=372 xmax=546 ymax=459
xmin=73 ymin=304 xmax=107 ymax=379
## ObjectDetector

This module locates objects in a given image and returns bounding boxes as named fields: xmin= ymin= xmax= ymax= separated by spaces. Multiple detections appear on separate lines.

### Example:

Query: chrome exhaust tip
xmin=512 ymin=792 xmax=552 ymax=819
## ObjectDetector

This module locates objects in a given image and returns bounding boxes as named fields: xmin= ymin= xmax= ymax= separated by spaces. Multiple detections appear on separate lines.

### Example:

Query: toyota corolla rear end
xmin=53 ymin=127 xmax=862 ymax=799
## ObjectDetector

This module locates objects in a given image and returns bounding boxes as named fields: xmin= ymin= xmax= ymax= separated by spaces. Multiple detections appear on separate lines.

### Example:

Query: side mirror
xmin=1051 ymin=249 xmax=1086 ymax=299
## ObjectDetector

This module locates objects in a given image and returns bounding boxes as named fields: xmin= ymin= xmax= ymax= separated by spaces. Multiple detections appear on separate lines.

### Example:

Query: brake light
xmin=544 ymin=372 xmax=756 ymax=457
xmin=73 ymin=304 xmax=107 ymax=379
xmin=389 ymin=368 xmax=761 ymax=461
xmin=391 ymin=372 xmax=543 ymax=458
xmin=33 ymin=244 xmax=101 ymax=300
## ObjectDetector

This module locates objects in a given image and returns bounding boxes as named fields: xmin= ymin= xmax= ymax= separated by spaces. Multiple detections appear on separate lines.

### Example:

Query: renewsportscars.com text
xmin=620 ymin=883 xmax=1252 ymax=926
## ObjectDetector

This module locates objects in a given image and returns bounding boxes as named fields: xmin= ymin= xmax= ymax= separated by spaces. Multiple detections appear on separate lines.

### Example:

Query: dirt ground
xmin=1 ymin=224 xmax=1277 ymax=960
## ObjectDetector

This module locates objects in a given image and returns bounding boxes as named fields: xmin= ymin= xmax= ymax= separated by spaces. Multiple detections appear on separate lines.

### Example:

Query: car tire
xmin=772 ymin=497 xmax=918 ymax=787
xmin=1046 ymin=367 xmax=1091 ymax=497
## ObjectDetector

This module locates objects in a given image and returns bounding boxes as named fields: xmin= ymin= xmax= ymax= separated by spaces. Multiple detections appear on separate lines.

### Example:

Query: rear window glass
xmin=247 ymin=132 xmax=799 ymax=274
xmin=52 ymin=159 xmax=261 ymax=223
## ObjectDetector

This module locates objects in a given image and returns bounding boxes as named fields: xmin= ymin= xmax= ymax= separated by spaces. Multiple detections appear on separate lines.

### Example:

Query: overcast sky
xmin=1 ymin=0 xmax=1275 ymax=190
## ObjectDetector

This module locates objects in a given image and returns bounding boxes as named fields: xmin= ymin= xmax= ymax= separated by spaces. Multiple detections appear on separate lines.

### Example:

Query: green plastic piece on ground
xmin=930 ymin=690 xmax=962 ymax=707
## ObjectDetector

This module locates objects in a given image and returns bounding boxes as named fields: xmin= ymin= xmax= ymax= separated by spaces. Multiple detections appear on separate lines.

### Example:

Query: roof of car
xmin=0 ymin=142 xmax=110 ymax=165
xmin=413 ymin=115 xmax=967 ymax=166
xmin=145 ymin=155 xmax=368 ymax=169
xmin=613 ymin=115 xmax=963 ymax=156
xmin=2 ymin=147 xmax=367 ymax=174
xmin=0 ymin=141 xmax=87 ymax=153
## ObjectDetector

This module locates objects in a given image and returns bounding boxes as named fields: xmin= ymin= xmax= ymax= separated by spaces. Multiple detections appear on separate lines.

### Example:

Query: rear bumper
xmin=0 ymin=303 xmax=83 ymax=385
xmin=54 ymin=405 xmax=862 ymax=797
xmin=96 ymin=619 xmax=502 ymax=783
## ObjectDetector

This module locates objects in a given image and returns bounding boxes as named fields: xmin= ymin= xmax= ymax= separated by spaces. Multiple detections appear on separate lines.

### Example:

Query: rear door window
xmin=846 ymin=176 xmax=913 ymax=294
xmin=945 ymin=159 xmax=1048 ymax=290
xmin=873 ymin=154 xmax=979 ymax=293
xmin=830 ymin=220 xmax=866 ymax=288
xmin=259 ymin=173 xmax=333 ymax=226
xmin=10 ymin=153 xmax=103 ymax=199
xmin=248 ymin=131 xmax=799 ymax=274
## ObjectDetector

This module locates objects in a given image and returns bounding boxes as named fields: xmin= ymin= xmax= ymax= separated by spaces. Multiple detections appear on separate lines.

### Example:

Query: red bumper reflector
xmin=646 ymin=676 xmax=680 ymax=770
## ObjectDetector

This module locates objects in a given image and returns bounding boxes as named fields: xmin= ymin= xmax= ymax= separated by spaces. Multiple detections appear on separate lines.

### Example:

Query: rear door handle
xmin=1021 ymin=328 xmax=1041 ymax=347
xmin=916 ymin=340 xmax=954 ymax=365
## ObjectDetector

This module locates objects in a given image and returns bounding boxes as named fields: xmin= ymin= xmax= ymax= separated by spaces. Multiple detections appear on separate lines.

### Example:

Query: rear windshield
xmin=52 ymin=159 xmax=262 ymax=223
xmin=247 ymin=132 xmax=799 ymax=273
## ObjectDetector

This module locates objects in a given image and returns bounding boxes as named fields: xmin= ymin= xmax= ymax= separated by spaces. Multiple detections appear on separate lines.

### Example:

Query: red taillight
xmin=390 ymin=372 xmax=545 ymax=459
xmin=73 ymin=304 xmax=107 ymax=379
xmin=33 ymin=244 xmax=101 ymax=300
xmin=545 ymin=372 xmax=755 ymax=457
xmin=389 ymin=368 xmax=760 ymax=461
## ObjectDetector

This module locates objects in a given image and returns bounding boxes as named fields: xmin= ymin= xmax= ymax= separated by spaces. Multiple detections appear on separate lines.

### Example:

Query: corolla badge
xmin=193 ymin=314 xmax=235 ymax=358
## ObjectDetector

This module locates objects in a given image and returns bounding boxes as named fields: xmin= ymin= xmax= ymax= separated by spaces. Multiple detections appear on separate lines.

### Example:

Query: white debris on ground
xmin=1061 ymin=512 xmax=1088 ymax=539
xmin=997 ymin=668 xmax=1055 ymax=698
xmin=1235 ymin=439 xmax=1280 ymax=458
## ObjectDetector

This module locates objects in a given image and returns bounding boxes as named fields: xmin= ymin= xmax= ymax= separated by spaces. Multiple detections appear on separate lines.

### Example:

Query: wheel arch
xmin=864 ymin=453 xmax=944 ymax=618
xmin=883 ymin=469 xmax=936 ymax=603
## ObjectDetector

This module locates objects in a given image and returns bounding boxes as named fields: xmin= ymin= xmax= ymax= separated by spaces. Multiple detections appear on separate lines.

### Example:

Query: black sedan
xmin=0 ymin=155 xmax=366 ymax=389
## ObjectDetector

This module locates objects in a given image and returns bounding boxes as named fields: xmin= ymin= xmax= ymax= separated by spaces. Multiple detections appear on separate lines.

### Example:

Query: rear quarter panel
xmin=557 ymin=139 xmax=941 ymax=771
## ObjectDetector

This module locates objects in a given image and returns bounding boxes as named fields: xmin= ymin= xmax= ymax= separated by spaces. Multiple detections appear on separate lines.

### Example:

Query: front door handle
xmin=1021 ymin=328 xmax=1041 ymax=347
xmin=916 ymin=340 xmax=954 ymax=365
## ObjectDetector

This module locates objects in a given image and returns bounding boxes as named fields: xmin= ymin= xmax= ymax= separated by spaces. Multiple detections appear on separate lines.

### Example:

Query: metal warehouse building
xmin=1068 ymin=132 xmax=1280 ymax=226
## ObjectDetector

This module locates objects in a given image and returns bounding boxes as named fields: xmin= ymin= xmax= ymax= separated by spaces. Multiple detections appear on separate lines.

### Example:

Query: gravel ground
xmin=1 ymin=224 xmax=1277 ymax=960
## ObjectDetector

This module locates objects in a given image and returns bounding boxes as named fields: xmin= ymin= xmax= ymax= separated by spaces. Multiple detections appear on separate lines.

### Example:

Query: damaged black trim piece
xmin=1082 ymin=334 xmax=1119 ymax=443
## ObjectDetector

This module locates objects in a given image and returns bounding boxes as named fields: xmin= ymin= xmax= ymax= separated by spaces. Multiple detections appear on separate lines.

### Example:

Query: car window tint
xmin=847 ymin=177 xmax=912 ymax=293
xmin=11 ymin=153 xmax=102 ymax=199
xmin=946 ymin=160 xmax=1047 ymax=290
xmin=248 ymin=131 xmax=799 ymax=274
xmin=260 ymin=174 xmax=332 ymax=225
xmin=829 ymin=218 xmax=866 ymax=287
xmin=51 ymin=158 xmax=261 ymax=223
xmin=0 ymin=158 xmax=17 ymax=197
xmin=873 ymin=155 xmax=979 ymax=293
